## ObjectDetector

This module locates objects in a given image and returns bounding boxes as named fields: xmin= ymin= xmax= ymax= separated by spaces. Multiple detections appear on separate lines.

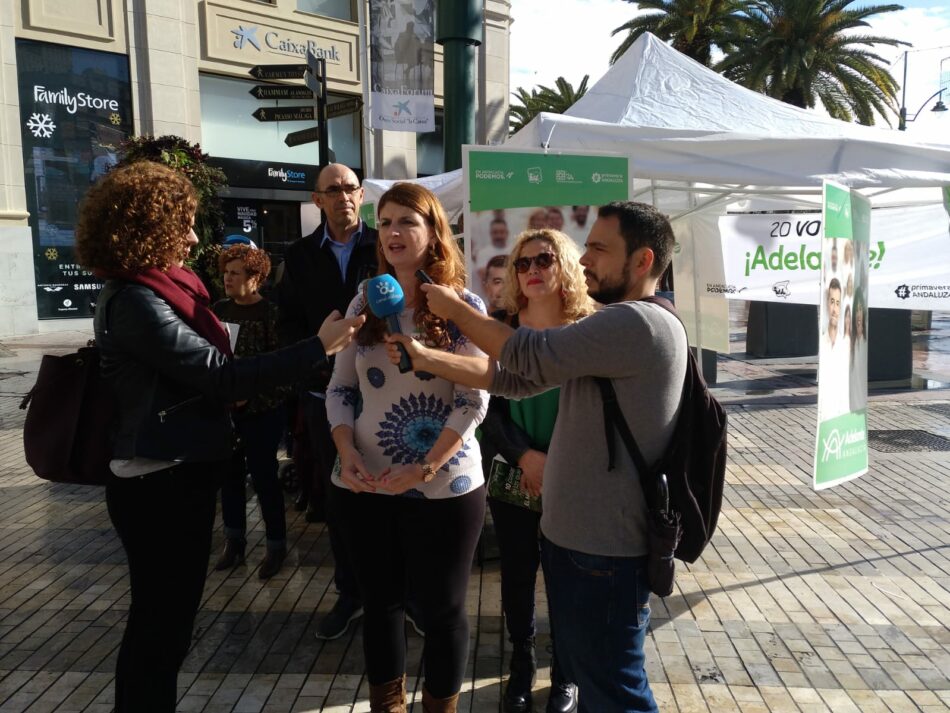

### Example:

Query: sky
xmin=509 ymin=0 xmax=950 ymax=140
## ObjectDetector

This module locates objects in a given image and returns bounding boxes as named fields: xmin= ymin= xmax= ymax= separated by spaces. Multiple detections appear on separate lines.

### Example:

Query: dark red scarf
xmin=109 ymin=265 xmax=232 ymax=357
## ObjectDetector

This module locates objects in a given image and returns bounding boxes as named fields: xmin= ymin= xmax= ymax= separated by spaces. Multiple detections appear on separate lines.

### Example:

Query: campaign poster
xmin=369 ymin=0 xmax=435 ymax=132
xmin=463 ymin=148 xmax=631 ymax=308
xmin=15 ymin=39 xmax=133 ymax=320
xmin=814 ymin=181 xmax=870 ymax=490
xmin=717 ymin=205 xmax=950 ymax=309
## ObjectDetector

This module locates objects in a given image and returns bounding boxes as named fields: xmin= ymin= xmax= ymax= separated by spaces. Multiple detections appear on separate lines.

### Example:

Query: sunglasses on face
xmin=513 ymin=252 xmax=556 ymax=273
xmin=316 ymin=185 xmax=361 ymax=197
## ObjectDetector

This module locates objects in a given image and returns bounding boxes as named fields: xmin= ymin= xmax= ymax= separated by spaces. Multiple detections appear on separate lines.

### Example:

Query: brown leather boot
xmin=421 ymin=686 xmax=459 ymax=713
xmin=369 ymin=675 xmax=406 ymax=713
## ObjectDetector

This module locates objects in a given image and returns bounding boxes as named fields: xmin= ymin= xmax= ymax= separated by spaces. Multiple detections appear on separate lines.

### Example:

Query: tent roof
xmin=506 ymin=33 xmax=950 ymax=188
xmin=564 ymin=33 xmax=896 ymax=139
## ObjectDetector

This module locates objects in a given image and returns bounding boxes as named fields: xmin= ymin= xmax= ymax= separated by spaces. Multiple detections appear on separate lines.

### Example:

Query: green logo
xmin=468 ymin=150 xmax=628 ymax=211
xmin=360 ymin=202 xmax=376 ymax=229
xmin=816 ymin=410 xmax=868 ymax=485
xmin=824 ymin=183 xmax=853 ymax=240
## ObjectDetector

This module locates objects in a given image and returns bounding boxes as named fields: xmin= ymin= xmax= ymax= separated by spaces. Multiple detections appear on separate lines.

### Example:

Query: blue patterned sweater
xmin=327 ymin=287 xmax=489 ymax=499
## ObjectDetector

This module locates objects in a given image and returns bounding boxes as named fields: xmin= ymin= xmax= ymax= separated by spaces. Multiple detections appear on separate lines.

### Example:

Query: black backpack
xmin=596 ymin=296 xmax=727 ymax=564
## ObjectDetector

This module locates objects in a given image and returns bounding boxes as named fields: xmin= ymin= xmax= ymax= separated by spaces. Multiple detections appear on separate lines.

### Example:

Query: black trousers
xmin=106 ymin=461 xmax=222 ymax=713
xmin=303 ymin=393 xmax=360 ymax=599
xmin=488 ymin=497 xmax=542 ymax=643
xmin=336 ymin=485 xmax=486 ymax=697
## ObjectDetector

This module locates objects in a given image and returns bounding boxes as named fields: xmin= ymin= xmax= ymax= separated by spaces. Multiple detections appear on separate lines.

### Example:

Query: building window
xmin=297 ymin=0 xmax=355 ymax=22
xmin=416 ymin=110 xmax=443 ymax=177
xmin=199 ymin=73 xmax=361 ymax=169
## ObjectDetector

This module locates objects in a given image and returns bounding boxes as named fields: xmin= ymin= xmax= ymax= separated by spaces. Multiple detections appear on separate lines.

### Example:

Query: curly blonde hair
xmin=501 ymin=229 xmax=594 ymax=322
xmin=218 ymin=244 xmax=272 ymax=286
xmin=76 ymin=161 xmax=198 ymax=272
xmin=358 ymin=182 xmax=466 ymax=348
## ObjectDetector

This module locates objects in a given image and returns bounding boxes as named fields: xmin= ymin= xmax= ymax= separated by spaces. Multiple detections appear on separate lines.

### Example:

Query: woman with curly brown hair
xmin=77 ymin=161 xmax=364 ymax=713
xmin=326 ymin=182 xmax=489 ymax=713
xmin=212 ymin=244 xmax=290 ymax=579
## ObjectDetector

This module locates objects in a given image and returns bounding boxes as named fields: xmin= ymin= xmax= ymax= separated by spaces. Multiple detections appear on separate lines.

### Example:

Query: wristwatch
xmin=419 ymin=461 xmax=436 ymax=483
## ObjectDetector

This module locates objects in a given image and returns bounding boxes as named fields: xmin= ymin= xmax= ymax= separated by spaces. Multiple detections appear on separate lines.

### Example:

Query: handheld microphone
xmin=366 ymin=274 xmax=413 ymax=373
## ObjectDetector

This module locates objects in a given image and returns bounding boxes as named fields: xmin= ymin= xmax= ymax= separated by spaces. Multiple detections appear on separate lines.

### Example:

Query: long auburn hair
xmin=501 ymin=229 xmax=594 ymax=322
xmin=358 ymin=182 xmax=466 ymax=348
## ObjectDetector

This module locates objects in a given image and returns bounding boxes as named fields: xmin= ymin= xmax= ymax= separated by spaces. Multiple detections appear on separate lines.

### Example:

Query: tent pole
xmin=686 ymin=183 xmax=705 ymax=380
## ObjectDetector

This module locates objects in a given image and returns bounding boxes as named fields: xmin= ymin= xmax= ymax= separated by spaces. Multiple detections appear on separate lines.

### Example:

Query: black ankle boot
xmin=504 ymin=638 xmax=536 ymax=713
xmin=258 ymin=546 xmax=287 ymax=580
xmin=214 ymin=538 xmax=246 ymax=571
xmin=545 ymin=657 xmax=577 ymax=713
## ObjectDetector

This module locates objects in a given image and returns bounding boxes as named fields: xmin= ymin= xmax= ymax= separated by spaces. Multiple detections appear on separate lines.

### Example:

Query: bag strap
xmin=594 ymin=377 xmax=653 ymax=503
xmin=594 ymin=297 xmax=692 ymax=506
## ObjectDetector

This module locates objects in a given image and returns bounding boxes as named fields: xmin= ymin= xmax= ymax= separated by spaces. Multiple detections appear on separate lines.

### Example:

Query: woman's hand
xmin=338 ymin=444 xmax=377 ymax=493
xmin=377 ymin=463 xmax=425 ymax=495
xmin=384 ymin=334 xmax=429 ymax=370
xmin=420 ymin=283 xmax=465 ymax=321
xmin=517 ymin=449 xmax=546 ymax=498
xmin=318 ymin=311 xmax=366 ymax=355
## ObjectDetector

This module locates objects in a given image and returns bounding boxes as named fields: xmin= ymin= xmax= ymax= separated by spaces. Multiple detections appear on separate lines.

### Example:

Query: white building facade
xmin=0 ymin=0 xmax=512 ymax=334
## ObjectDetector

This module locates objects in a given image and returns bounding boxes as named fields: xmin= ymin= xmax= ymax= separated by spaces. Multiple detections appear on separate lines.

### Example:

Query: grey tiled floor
xmin=1 ymin=314 xmax=949 ymax=712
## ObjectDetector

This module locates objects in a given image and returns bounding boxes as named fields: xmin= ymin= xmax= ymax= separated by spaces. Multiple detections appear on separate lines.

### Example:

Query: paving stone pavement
xmin=0 ymin=318 xmax=948 ymax=712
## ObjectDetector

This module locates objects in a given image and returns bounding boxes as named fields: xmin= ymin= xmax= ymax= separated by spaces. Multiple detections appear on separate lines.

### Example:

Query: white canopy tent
xmin=364 ymin=33 xmax=950 ymax=353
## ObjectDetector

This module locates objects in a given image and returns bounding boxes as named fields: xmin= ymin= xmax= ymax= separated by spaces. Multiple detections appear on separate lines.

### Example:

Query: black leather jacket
xmin=95 ymin=280 xmax=328 ymax=463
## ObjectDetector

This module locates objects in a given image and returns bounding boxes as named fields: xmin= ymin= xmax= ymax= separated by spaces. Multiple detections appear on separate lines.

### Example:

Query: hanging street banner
xmin=253 ymin=105 xmax=314 ymax=122
xmin=716 ymin=204 xmax=950 ymax=310
xmin=249 ymin=64 xmax=307 ymax=80
xmin=463 ymin=146 xmax=631 ymax=305
xmin=814 ymin=181 xmax=870 ymax=491
xmin=369 ymin=0 xmax=435 ymax=132
xmin=15 ymin=39 xmax=133 ymax=320
xmin=249 ymin=84 xmax=314 ymax=100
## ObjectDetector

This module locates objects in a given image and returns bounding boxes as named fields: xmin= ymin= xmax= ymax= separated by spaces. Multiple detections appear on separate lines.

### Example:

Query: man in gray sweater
xmin=421 ymin=201 xmax=687 ymax=713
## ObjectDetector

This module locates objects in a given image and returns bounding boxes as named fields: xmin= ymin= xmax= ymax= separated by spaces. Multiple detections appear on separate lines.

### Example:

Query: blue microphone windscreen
xmin=366 ymin=275 xmax=405 ymax=318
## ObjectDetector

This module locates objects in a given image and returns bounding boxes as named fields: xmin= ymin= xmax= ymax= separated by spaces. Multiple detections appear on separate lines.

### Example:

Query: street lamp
xmin=898 ymin=52 xmax=950 ymax=130
xmin=898 ymin=89 xmax=947 ymax=130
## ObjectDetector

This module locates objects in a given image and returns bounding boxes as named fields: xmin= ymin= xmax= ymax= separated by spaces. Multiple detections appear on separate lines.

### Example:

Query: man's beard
xmin=588 ymin=262 xmax=630 ymax=304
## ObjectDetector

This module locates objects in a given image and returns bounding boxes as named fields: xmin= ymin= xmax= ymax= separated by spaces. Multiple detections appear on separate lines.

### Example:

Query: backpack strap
xmin=594 ymin=376 xmax=653 ymax=504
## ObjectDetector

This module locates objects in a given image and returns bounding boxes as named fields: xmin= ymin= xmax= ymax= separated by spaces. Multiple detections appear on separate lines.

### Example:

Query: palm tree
xmin=509 ymin=75 xmax=590 ymax=134
xmin=610 ymin=0 xmax=746 ymax=66
xmin=714 ymin=0 xmax=907 ymax=125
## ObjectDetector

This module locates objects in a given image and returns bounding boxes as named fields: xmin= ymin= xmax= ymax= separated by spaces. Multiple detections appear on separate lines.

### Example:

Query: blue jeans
xmin=541 ymin=538 xmax=658 ymax=713
xmin=221 ymin=407 xmax=286 ymax=550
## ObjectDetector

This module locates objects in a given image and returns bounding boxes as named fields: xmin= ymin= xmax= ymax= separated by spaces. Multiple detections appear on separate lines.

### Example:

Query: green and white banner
xmin=463 ymin=147 xmax=631 ymax=306
xmin=814 ymin=181 xmax=869 ymax=490
xmin=717 ymin=205 xmax=950 ymax=309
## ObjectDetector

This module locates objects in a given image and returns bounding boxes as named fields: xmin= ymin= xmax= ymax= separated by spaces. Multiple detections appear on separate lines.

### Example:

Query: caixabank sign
xmin=15 ymin=39 xmax=133 ymax=320
xmin=201 ymin=2 xmax=359 ymax=88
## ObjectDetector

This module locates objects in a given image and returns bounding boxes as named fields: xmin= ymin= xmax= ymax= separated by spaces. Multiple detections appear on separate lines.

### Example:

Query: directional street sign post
xmin=248 ymin=64 xmax=307 ymax=80
xmin=306 ymin=53 xmax=329 ymax=166
xmin=284 ymin=126 xmax=321 ymax=148
xmin=249 ymin=55 xmax=364 ymax=159
xmin=252 ymin=105 xmax=315 ymax=122
xmin=327 ymin=97 xmax=362 ymax=120
xmin=249 ymin=85 xmax=314 ymax=101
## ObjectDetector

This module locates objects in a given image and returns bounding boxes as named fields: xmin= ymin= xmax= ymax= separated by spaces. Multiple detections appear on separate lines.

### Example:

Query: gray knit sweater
xmin=491 ymin=301 xmax=687 ymax=557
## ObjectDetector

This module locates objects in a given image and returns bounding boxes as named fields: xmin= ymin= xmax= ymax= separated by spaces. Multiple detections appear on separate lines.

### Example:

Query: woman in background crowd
xmin=213 ymin=244 xmax=289 ymax=579
xmin=76 ymin=161 xmax=363 ymax=713
xmin=327 ymin=183 xmax=489 ymax=713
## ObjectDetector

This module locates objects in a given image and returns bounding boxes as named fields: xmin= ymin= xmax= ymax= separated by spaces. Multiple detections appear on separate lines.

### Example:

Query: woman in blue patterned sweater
xmin=326 ymin=182 xmax=488 ymax=713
